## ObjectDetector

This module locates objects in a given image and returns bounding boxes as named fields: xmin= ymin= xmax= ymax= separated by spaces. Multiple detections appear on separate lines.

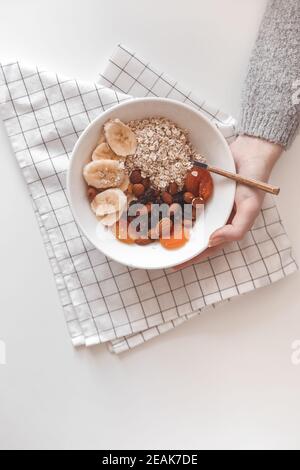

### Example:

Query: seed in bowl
xmin=82 ymin=118 xmax=213 ymax=249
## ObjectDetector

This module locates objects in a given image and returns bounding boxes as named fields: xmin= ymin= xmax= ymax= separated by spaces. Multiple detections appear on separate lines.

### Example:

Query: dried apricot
xmin=198 ymin=168 xmax=213 ymax=202
xmin=159 ymin=227 xmax=188 ymax=250
xmin=185 ymin=167 xmax=202 ymax=195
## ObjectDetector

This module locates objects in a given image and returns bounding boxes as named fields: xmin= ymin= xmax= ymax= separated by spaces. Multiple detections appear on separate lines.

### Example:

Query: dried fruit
xmin=185 ymin=167 xmax=202 ymax=195
xmin=138 ymin=188 xmax=158 ymax=205
xmin=168 ymin=182 xmax=178 ymax=195
xmin=130 ymin=169 xmax=143 ymax=184
xmin=87 ymin=187 xmax=98 ymax=202
xmin=192 ymin=196 xmax=204 ymax=208
xmin=198 ymin=169 xmax=213 ymax=202
xmin=159 ymin=228 xmax=188 ymax=250
xmin=132 ymin=183 xmax=145 ymax=197
xmin=183 ymin=192 xmax=194 ymax=204
xmin=161 ymin=191 xmax=173 ymax=205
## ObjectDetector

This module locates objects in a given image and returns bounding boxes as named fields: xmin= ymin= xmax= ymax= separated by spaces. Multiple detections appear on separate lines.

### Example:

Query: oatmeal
xmin=126 ymin=117 xmax=204 ymax=190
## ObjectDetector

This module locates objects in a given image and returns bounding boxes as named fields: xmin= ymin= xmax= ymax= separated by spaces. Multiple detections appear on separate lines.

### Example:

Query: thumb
xmin=209 ymin=198 xmax=260 ymax=247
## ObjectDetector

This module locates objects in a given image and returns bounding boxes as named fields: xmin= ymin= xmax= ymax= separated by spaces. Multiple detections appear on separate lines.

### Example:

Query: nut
xmin=142 ymin=177 xmax=151 ymax=189
xmin=183 ymin=191 xmax=194 ymax=204
xmin=158 ymin=218 xmax=173 ymax=238
xmin=130 ymin=169 xmax=143 ymax=184
xmin=132 ymin=183 xmax=145 ymax=197
xmin=87 ymin=187 xmax=98 ymax=202
xmin=161 ymin=191 xmax=173 ymax=205
xmin=168 ymin=182 xmax=178 ymax=195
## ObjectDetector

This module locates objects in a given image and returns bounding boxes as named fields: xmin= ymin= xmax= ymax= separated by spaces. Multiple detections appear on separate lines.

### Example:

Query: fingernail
xmin=208 ymin=237 xmax=226 ymax=248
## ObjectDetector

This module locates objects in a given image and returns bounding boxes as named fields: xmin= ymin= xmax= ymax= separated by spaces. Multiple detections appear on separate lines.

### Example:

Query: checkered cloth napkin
xmin=0 ymin=45 xmax=298 ymax=354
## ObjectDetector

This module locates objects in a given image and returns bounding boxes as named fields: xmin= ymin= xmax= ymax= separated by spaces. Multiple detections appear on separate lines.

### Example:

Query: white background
xmin=0 ymin=0 xmax=300 ymax=450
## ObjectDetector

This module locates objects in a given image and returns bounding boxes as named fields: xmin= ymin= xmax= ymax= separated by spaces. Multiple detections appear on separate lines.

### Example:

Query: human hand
xmin=174 ymin=135 xmax=283 ymax=270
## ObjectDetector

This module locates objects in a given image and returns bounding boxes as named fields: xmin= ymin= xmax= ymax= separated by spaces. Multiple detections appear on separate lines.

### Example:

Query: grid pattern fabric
xmin=0 ymin=44 xmax=297 ymax=354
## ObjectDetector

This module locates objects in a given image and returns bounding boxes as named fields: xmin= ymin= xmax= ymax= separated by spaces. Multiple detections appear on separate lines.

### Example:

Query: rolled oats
xmin=126 ymin=118 xmax=204 ymax=190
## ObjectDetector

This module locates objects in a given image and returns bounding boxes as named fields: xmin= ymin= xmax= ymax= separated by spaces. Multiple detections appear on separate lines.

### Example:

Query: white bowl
xmin=68 ymin=98 xmax=235 ymax=270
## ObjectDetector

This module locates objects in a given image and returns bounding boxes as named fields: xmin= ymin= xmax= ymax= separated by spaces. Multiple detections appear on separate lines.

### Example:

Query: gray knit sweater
xmin=238 ymin=0 xmax=300 ymax=148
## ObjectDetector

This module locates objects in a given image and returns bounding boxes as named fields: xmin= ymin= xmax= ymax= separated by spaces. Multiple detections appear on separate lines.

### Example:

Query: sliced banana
xmin=99 ymin=211 xmax=121 ymax=227
xmin=92 ymin=143 xmax=119 ymax=161
xmin=83 ymin=159 xmax=124 ymax=189
xmin=118 ymin=174 xmax=130 ymax=192
xmin=91 ymin=188 xmax=127 ymax=218
xmin=104 ymin=119 xmax=137 ymax=157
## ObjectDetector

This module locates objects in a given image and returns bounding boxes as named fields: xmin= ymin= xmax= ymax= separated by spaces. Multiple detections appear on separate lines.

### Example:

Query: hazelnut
xmin=132 ymin=183 xmax=145 ymax=197
xmin=183 ymin=192 xmax=194 ymax=204
xmin=161 ymin=191 xmax=173 ymax=205
xmin=87 ymin=187 xmax=98 ymax=202
xmin=130 ymin=169 xmax=142 ymax=184
xmin=142 ymin=177 xmax=151 ymax=189
xmin=168 ymin=182 xmax=178 ymax=195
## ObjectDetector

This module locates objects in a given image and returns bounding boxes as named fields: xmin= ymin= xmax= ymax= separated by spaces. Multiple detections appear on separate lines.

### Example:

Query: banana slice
xmin=99 ymin=211 xmax=121 ymax=227
xmin=91 ymin=188 xmax=127 ymax=217
xmin=118 ymin=174 xmax=130 ymax=192
xmin=83 ymin=160 xmax=124 ymax=189
xmin=92 ymin=143 xmax=120 ymax=161
xmin=104 ymin=119 xmax=137 ymax=157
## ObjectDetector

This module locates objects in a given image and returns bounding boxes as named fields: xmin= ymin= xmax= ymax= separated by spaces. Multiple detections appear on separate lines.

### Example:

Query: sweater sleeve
xmin=238 ymin=0 xmax=300 ymax=148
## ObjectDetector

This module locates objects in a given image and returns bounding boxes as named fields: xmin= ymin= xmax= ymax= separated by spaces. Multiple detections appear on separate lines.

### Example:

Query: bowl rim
xmin=67 ymin=97 xmax=236 ymax=269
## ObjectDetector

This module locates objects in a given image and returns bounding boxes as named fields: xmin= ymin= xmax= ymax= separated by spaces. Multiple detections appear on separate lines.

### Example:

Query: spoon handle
xmin=208 ymin=166 xmax=280 ymax=195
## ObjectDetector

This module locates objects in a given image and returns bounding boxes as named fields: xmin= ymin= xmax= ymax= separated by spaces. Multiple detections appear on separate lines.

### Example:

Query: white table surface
xmin=0 ymin=0 xmax=300 ymax=450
